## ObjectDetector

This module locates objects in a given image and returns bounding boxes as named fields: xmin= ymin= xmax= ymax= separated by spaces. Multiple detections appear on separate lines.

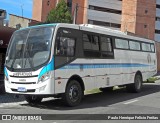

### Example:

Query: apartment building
xmin=155 ymin=0 xmax=160 ymax=42
xmin=0 ymin=9 xmax=6 ymax=26
xmin=32 ymin=0 xmax=160 ymax=42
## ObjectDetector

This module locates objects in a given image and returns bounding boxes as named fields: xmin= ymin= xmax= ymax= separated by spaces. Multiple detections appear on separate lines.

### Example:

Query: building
xmin=32 ymin=0 xmax=160 ymax=71
xmin=32 ymin=0 xmax=160 ymax=41
xmin=0 ymin=9 xmax=6 ymax=26
xmin=155 ymin=0 xmax=160 ymax=42
xmin=0 ymin=26 xmax=16 ymax=87
xmin=9 ymin=14 xmax=40 ymax=29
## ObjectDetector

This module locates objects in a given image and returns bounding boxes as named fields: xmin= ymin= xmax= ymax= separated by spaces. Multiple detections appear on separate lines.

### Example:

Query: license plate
xmin=18 ymin=87 xmax=27 ymax=92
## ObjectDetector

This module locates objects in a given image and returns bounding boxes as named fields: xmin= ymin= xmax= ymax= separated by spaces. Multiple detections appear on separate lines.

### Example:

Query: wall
xmin=32 ymin=0 xmax=57 ymax=22
xmin=88 ymin=0 xmax=122 ymax=25
xmin=121 ymin=0 xmax=156 ymax=40
xmin=135 ymin=0 xmax=156 ymax=40
xmin=9 ymin=14 xmax=29 ymax=28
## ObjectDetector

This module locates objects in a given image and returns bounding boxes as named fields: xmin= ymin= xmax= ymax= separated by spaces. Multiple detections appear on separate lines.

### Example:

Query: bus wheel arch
xmin=126 ymin=71 xmax=143 ymax=93
xmin=62 ymin=75 xmax=84 ymax=106
xmin=136 ymin=71 xmax=143 ymax=81
xmin=67 ymin=75 xmax=85 ymax=91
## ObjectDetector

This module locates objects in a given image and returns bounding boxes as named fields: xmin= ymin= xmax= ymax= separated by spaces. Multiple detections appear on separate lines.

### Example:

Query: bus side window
xmin=56 ymin=37 xmax=75 ymax=57
xmin=83 ymin=33 xmax=101 ymax=58
xmin=142 ymin=43 xmax=151 ymax=52
xmin=151 ymin=44 xmax=155 ymax=52
xmin=100 ymin=36 xmax=114 ymax=58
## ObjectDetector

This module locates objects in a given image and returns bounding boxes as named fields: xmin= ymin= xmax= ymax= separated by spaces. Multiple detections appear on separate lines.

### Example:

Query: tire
xmin=126 ymin=74 xmax=142 ymax=93
xmin=25 ymin=95 xmax=43 ymax=104
xmin=62 ymin=80 xmax=83 ymax=107
xmin=99 ymin=87 xmax=113 ymax=92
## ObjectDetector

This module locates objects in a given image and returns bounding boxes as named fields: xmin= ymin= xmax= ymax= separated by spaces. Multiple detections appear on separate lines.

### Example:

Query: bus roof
xmin=16 ymin=23 xmax=154 ymax=43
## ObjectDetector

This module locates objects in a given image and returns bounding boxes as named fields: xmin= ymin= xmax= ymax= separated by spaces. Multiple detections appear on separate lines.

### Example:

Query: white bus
xmin=4 ymin=23 xmax=157 ymax=106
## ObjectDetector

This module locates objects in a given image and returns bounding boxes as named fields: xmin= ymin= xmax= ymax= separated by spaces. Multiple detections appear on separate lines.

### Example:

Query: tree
xmin=46 ymin=0 xmax=72 ymax=23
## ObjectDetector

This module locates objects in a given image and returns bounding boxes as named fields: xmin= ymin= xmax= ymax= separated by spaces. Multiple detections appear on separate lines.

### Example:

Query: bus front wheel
xmin=25 ymin=95 xmax=43 ymax=104
xmin=62 ymin=80 xmax=83 ymax=107
xmin=126 ymin=74 xmax=142 ymax=93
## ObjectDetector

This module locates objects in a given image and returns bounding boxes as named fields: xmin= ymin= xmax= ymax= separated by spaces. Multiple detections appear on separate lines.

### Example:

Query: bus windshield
xmin=5 ymin=27 xmax=54 ymax=71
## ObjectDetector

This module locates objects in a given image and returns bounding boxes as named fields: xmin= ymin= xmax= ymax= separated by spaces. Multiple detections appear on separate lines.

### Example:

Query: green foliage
xmin=46 ymin=0 xmax=72 ymax=23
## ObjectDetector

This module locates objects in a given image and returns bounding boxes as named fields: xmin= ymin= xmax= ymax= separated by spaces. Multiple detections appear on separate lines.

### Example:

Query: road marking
xmin=0 ymin=101 xmax=26 ymax=107
xmin=124 ymin=99 xmax=138 ymax=104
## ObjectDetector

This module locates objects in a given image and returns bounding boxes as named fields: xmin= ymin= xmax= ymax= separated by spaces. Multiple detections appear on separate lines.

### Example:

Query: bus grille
xmin=11 ymin=82 xmax=36 ymax=84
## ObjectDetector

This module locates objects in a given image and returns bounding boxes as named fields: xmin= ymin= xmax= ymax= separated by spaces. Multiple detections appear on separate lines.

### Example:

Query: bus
xmin=4 ymin=23 xmax=157 ymax=106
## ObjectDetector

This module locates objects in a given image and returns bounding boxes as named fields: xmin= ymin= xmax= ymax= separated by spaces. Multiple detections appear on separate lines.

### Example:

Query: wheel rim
xmin=135 ymin=76 xmax=141 ymax=90
xmin=69 ymin=85 xmax=79 ymax=102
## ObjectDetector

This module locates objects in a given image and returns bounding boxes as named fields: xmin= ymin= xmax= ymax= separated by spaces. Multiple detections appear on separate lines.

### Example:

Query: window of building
xmin=89 ymin=5 xmax=122 ymax=14
xmin=141 ymin=43 xmax=151 ymax=52
xmin=156 ymin=17 xmax=160 ymax=21
xmin=129 ymin=41 xmax=140 ymax=51
xmin=115 ymin=39 xmax=129 ymax=49
xmin=155 ymin=29 xmax=160 ymax=34
xmin=47 ymin=0 xmax=50 ymax=6
xmin=144 ymin=24 xmax=147 ymax=28
xmin=145 ymin=9 xmax=148 ymax=14
xmin=156 ymin=4 xmax=160 ymax=9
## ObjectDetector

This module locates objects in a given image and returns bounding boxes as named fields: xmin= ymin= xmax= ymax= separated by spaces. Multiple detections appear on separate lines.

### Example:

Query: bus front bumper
xmin=5 ymin=79 xmax=54 ymax=95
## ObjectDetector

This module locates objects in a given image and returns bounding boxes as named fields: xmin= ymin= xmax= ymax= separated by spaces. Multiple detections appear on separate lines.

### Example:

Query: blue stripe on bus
xmin=60 ymin=63 xmax=150 ymax=70
xmin=38 ymin=58 xmax=54 ymax=78
xmin=4 ymin=67 xmax=8 ymax=77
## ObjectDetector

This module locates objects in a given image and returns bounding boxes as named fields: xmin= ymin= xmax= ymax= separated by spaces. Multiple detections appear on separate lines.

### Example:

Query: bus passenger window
xmin=100 ymin=37 xmax=112 ymax=52
xmin=129 ymin=41 xmax=140 ymax=51
xmin=56 ymin=37 xmax=75 ymax=57
xmin=142 ymin=43 xmax=151 ymax=52
xmin=83 ymin=34 xmax=92 ymax=50
xmin=92 ymin=36 xmax=100 ymax=51
xmin=151 ymin=44 xmax=155 ymax=52
xmin=115 ymin=39 xmax=129 ymax=49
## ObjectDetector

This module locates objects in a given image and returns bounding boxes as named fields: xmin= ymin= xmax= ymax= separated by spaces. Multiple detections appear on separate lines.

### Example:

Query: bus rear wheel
xmin=126 ymin=74 xmax=142 ymax=93
xmin=25 ymin=95 xmax=43 ymax=104
xmin=62 ymin=80 xmax=83 ymax=107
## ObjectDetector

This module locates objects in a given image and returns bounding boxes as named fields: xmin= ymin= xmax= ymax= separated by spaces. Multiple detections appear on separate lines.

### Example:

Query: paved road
xmin=0 ymin=81 xmax=160 ymax=123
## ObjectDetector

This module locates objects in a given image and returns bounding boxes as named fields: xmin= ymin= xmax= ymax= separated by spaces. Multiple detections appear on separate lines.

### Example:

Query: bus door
xmin=54 ymin=27 xmax=82 ymax=93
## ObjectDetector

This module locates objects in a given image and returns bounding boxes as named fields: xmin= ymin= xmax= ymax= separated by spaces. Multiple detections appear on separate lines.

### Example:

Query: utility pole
xmin=73 ymin=3 xmax=78 ymax=24
xmin=21 ymin=4 xmax=24 ymax=18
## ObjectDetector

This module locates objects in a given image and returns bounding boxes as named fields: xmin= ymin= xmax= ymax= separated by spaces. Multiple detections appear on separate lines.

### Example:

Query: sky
xmin=0 ymin=0 xmax=33 ymax=20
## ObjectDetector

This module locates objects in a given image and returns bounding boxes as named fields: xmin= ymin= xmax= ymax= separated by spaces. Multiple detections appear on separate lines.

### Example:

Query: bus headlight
xmin=38 ymin=72 xmax=51 ymax=84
